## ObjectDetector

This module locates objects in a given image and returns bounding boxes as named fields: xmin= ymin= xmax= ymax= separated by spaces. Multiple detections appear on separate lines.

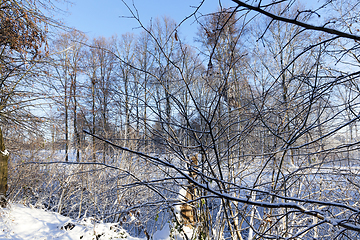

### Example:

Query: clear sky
xmin=56 ymin=0 xmax=223 ymax=43
xmin=54 ymin=0 xmax=324 ymax=44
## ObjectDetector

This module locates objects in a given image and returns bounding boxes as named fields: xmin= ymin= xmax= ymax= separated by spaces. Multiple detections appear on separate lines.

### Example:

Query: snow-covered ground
xmin=0 ymin=203 xmax=189 ymax=240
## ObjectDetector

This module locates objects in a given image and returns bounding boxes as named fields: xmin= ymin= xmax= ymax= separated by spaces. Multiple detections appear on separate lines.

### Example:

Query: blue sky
xmin=56 ymin=0 xmax=222 ymax=43
xmin=54 ymin=0 xmax=325 ymax=45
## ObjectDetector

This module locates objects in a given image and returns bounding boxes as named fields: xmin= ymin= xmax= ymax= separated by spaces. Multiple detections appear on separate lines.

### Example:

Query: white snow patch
xmin=0 ymin=203 xmax=142 ymax=239
xmin=0 ymin=149 xmax=9 ymax=156
xmin=152 ymin=223 xmax=194 ymax=240
xmin=0 ymin=203 xmax=193 ymax=239
xmin=174 ymin=187 xmax=187 ymax=217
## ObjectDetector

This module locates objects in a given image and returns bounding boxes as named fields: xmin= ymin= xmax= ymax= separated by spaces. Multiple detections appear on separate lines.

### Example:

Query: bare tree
xmin=6 ymin=1 xmax=360 ymax=239
xmin=0 ymin=0 xmax=57 ymax=206
xmin=80 ymin=1 xmax=360 ymax=239
xmin=51 ymin=30 xmax=87 ymax=162
xmin=84 ymin=36 xmax=117 ymax=163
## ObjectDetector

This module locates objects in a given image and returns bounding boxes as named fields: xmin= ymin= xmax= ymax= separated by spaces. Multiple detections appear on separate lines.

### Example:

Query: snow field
xmin=0 ymin=203 xmax=195 ymax=239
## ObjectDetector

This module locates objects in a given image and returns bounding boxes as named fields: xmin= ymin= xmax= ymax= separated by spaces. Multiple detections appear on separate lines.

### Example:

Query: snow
xmin=0 ymin=149 xmax=9 ymax=156
xmin=0 ymin=203 xmax=191 ymax=239
xmin=0 ymin=203 xmax=140 ymax=240
xmin=152 ymin=223 xmax=193 ymax=240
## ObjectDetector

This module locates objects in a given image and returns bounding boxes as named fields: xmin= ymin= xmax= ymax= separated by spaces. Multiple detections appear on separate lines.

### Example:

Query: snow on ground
xmin=0 ymin=203 xmax=189 ymax=240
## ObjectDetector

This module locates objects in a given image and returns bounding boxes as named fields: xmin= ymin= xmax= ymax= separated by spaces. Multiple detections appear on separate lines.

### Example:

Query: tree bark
xmin=0 ymin=127 xmax=9 ymax=207
xmin=180 ymin=155 xmax=198 ymax=227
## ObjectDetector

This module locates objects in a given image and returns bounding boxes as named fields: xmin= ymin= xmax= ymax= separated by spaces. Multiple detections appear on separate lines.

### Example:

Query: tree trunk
xmin=180 ymin=155 xmax=198 ymax=227
xmin=0 ymin=127 xmax=9 ymax=207
xmin=92 ymin=76 xmax=96 ymax=162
